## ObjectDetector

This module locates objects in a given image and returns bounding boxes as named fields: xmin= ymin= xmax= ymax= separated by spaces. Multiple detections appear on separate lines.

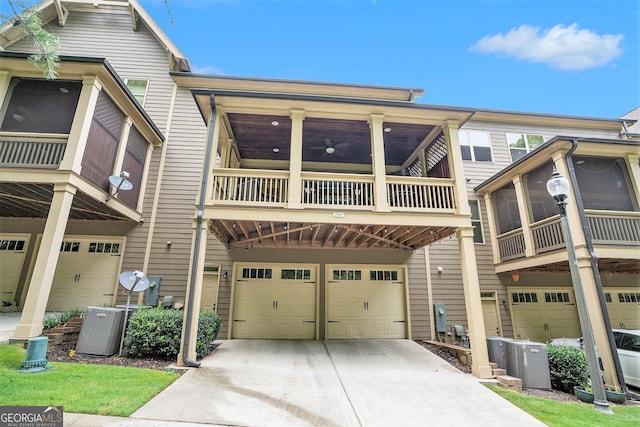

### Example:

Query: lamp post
xmin=546 ymin=168 xmax=612 ymax=414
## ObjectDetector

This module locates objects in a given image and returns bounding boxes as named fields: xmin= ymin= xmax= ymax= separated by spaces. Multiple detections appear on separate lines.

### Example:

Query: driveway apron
xmin=132 ymin=339 xmax=545 ymax=427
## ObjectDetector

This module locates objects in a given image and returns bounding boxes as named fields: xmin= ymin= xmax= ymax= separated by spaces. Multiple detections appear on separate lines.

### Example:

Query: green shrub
xmin=42 ymin=309 xmax=84 ymax=330
xmin=123 ymin=307 xmax=222 ymax=360
xmin=547 ymin=344 xmax=589 ymax=393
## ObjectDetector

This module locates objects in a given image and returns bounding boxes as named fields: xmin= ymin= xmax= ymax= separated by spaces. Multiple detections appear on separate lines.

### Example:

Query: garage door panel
xmin=326 ymin=265 xmax=406 ymax=339
xmin=606 ymin=289 xmax=640 ymax=329
xmin=231 ymin=264 xmax=317 ymax=339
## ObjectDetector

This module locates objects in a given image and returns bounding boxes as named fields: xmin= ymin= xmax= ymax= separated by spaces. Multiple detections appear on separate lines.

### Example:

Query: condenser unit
xmin=504 ymin=340 xmax=551 ymax=389
xmin=75 ymin=307 xmax=125 ymax=356
xmin=486 ymin=337 xmax=512 ymax=370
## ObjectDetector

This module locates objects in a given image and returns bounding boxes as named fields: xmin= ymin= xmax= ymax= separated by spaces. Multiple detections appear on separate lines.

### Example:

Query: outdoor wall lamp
xmin=222 ymin=271 xmax=228 ymax=280
xmin=547 ymin=168 xmax=611 ymax=414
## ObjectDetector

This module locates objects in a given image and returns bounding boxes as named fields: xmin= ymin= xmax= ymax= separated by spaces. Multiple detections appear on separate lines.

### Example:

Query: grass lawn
xmin=0 ymin=344 xmax=179 ymax=416
xmin=487 ymin=385 xmax=640 ymax=427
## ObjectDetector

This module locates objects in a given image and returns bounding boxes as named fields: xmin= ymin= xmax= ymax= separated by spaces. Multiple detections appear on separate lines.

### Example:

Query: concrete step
xmin=492 ymin=368 xmax=507 ymax=377
xmin=489 ymin=362 xmax=498 ymax=369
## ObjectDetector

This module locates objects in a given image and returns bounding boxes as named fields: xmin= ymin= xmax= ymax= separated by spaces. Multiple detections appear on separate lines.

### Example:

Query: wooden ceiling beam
xmin=237 ymin=221 xmax=251 ymax=239
xmin=340 ymin=224 xmax=412 ymax=251
xmin=220 ymin=220 xmax=239 ymax=242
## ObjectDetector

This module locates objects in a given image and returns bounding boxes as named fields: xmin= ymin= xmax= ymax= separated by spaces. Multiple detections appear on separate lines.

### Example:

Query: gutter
xmin=565 ymin=139 xmax=630 ymax=397
xmin=181 ymin=94 xmax=217 ymax=368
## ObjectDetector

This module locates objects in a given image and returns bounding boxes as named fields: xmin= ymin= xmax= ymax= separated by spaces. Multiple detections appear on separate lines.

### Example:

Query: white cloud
xmin=191 ymin=64 xmax=225 ymax=75
xmin=470 ymin=24 xmax=623 ymax=71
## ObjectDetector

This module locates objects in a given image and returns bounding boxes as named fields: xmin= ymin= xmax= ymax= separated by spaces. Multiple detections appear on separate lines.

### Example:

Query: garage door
xmin=47 ymin=237 xmax=124 ymax=311
xmin=0 ymin=234 xmax=30 ymax=304
xmin=508 ymin=287 xmax=581 ymax=342
xmin=605 ymin=288 xmax=640 ymax=329
xmin=326 ymin=265 xmax=407 ymax=339
xmin=231 ymin=263 xmax=318 ymax=339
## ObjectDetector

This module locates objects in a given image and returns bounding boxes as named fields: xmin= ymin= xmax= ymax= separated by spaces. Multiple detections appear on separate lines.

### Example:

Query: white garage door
xmin=326 ymin=265 xmax=407 ymax=339
xmin=231 ymin=264 xmax=318 ymax=339
xmin=605 ymin=288 xmax=640 ymax=329
xmin=508 ymin=287 xmax=581 ymax=342
xmin=47 ymin=237 xmax=123 ymax=311
xmin=0 ymin=234 xmax=30 ymax=304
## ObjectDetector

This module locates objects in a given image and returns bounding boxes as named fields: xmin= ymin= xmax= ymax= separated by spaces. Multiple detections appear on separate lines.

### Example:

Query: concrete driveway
xmin=133 ymin=339 xmax=544 ymax=427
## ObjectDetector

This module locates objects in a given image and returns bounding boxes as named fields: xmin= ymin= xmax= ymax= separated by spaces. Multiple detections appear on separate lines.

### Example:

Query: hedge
xmin=547 ymin=344 xmax=589 ymax=393
xmin=123 ymin=307 xmax=222 ymax=360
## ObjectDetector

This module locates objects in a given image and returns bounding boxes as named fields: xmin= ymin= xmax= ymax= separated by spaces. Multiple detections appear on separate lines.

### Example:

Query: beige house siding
xmin=143 ymin=87 xmax=208 ymax=301
xmin=406 ymin=249 xmax=430 ymax=340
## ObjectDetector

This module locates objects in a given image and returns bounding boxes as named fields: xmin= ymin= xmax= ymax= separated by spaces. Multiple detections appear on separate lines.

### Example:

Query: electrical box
xmin=434 ymin=303 xmax=447 ymax=333
xmin=145 ymin=276 xmax=161 ymax=307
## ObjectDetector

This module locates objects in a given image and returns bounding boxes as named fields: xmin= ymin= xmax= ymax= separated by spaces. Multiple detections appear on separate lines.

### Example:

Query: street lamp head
xmin=546 ymin=168 xmax=570 ymax=204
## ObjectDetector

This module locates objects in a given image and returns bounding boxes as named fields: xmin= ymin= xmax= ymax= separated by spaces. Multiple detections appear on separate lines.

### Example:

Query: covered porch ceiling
xmin=0 ymin=182 xmax=132 ymax=221
xmin=209 ymin=219 xmax=456 ymax=251
xmin=514 ymin=258 xmax=640 ymax=275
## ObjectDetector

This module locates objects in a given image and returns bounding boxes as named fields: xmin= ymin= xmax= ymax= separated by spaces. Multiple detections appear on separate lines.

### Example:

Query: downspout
xmin=565 ymin=139 xmax=628 ymax=396
xmin=182 ymin=95 xmax=217 ymax=368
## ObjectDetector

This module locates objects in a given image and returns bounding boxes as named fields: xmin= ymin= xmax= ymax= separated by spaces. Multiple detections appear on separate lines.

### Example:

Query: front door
xmin=482 ymin=296 xmax=501 ymax=337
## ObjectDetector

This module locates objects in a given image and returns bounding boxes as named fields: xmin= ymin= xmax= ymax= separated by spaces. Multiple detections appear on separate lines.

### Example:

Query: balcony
xmin=210 ymin=168 xmax=456 ymax=214
xmin=0 ymin=133 xmax=67 ymax=169
xmin=496 ymin=210 xmax=640 ymax=264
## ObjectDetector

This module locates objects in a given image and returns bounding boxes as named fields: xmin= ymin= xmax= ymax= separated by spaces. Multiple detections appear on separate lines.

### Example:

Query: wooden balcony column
xmin=288 ymin=109 xmax=305 ymax=209
xmin=113 ymin=117 xmax=133 ymax=177
xmin=551 ymin=152 xmax=586 ymax=247
xmin=59 ymin=76 xmax=102 ymax=173
xmin=443 ymin=120 xmax=470 ymax=216
xmin=219 ymin=138 xmax=234 ymax=168
xmin=14 ymin=183 xmax=77 ymax=338
xmin=205 ymin=100 xmax=222 ymax=204
xmin=482 ymin=193 xmax=501 ymax=264
xmin=369 ymin=114 xmax=389 ymax=212
xmin=512 ymin=175 xmax=535 ymax=257
xmin=624 ymin=154 xmax=640 ymax=209
xmin=0 ymin=71 xmax=11 ymax=104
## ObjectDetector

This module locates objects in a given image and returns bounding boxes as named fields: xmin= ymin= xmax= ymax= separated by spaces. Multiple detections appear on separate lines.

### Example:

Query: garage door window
xmin=618 ymin=293 xmax=640 ymax=303
xmin=88 ymin=242 xmax=120 ymax=254
xmin=370 ymin=270 xmax=399 ymax=281
xmin=545 ymin=292 xmax=570 ymax=303
xmin=241 ymin=267 xmax=272 ymax=279
xmin=0 ymin=240 xmax=25 ymax=251
xmin=281 ymin=269 xmax=310 ymax=280
xmin=512 ymin=292 xmax=538 ymax=303
xmin=60 ymin=241 xmax=80 ymax=252
xmin=332 ymin=270 xmax=362 ymax=281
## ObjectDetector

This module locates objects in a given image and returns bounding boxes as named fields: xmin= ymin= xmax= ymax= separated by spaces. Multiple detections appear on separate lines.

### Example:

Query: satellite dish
xmin=118 ymin=271 xmax=150 ymax=292
xmin=109 ymin=175 xmax=134 ymax=191
xmin=106 ymin=171 xmax=133 ymax=201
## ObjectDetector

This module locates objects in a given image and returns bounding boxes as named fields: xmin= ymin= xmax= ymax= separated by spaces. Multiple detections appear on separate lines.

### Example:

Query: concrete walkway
xmin=132 ymin=339 xmax=545 ymax=427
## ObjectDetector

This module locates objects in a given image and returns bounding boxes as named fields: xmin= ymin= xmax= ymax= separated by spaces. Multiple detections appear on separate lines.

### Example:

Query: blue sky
xmin=139 ymin=0 xmax=639 ymax=119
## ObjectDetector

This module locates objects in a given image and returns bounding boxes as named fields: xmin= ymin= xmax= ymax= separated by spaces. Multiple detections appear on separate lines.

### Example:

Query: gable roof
xmin=0 ymin=0 xmax=190 ymax=72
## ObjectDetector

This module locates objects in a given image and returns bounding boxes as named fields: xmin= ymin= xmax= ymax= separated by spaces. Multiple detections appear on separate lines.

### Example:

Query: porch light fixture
xmin=106 ymin=171 xmax=133 ymax=201
xmin=272 ymin=147 xmax=280 ymax=153
xmin=271 ymin=120 xmax=279 ymax=126
xmin=546 ymin=168 xmax=612 ymax=414
xmin=384 ymin=127 xmax=391 ymax=133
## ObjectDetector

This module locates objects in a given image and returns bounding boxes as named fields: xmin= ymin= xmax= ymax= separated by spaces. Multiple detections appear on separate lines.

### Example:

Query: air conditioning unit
xmin=76 ymin=307 xmax=125 ymax=356
xmin=504 ymin=340 xmax=552 ymax=389
xmin=486 ymin=337 xmax=512 ymax=370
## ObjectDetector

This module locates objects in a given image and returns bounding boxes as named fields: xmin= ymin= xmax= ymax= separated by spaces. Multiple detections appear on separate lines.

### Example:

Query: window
xmin=511 ymin=292 xmax=538 ymax=303
xmin=458 ymin=130 xmax=492 ymax=162
xmin=125 ymin=79 xmax=149 ymax=106
xmin=524 ymin=161 xmax=557 ymax=222
xmin=281 ymin=269 xmax=311 ymax=280
xmin=0 ymin=240 xmax=26 ymax=251
xmin=0 ymin=78 xmax=82 ymax=134
xmin=574 ymin=156 xmax=635 ymax=211
xmin=544 ymin=292 xmax=571 ymax=303
xmin=506 ymin=133 xmax=545 ymax=162
xmin=469 ymin=200 xmax=484 ymax=243
xmin=88 ymin=242 xmax=120 ymax=254
xmin=369 ymin=270 xmax=399 ymax=281
xmin=242 ymin=268 xmax=273 ymax=279
xmin=492 ymin=182 xmax=521 ymax=234
xmin=332 ymin=270 xmax=362 ymax=281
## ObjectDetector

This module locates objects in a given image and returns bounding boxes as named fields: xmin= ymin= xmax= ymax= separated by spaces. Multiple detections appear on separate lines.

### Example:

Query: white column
xmin=457 ymin=227 xmax=492 ymax=378
xmin=512 ymin=175 xmax=535 ymax=257
xmin=483 ymin=193 xmax=502 ymax=264
xmin=625 ymin=154 xmax=640 ymax=208
xmin=0 ymin=71 xmax=12 ymax=104
xmin=443 ymin=120 xmax=470 ymax=216
xmin=288 ymin=109 xmax=305 ymax=209
xmin=14 ymin=183 xmax=76 ymax=338
xmin=369 ymin=114 xmax=389 ymax=212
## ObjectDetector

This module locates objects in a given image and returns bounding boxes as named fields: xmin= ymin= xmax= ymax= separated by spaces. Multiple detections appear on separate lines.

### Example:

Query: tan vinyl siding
xmin=143 ymin=86 xmax=208 ymax=304
xmin=406 ymin=249 xmax=429 ymax=340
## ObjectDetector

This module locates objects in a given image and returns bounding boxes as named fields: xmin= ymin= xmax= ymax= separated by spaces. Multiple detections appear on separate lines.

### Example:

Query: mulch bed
xmin=47 ymin=346 xmax=184 ymax=373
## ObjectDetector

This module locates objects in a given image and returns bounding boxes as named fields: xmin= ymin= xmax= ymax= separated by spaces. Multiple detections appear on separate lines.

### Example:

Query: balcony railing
xmin=387 ymin=177 xmax=456 ymax=211
xmin=532 ymin=216 xmax=565 ymax=255
xmin=0 ymin=134 xmax=67 ymax=168
xmin=586 ymin=210 xmax=640 ymax=245
xmin=497 ymin=229 xmax=526 ymax=261
xmin=209 ymin=168 xmax=457 ymax=214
